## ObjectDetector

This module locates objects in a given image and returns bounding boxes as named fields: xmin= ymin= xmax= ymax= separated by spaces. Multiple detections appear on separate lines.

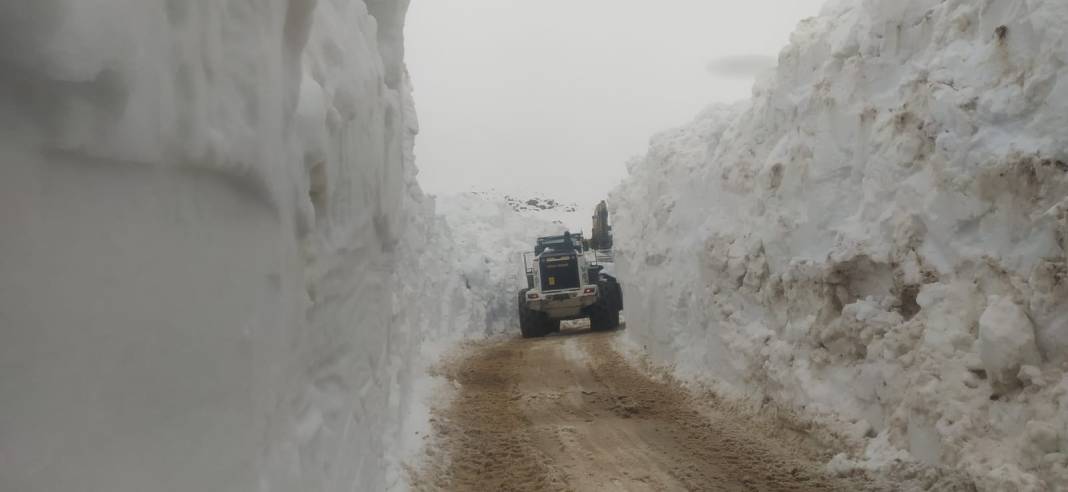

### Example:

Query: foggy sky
xmin=406 ymin=0 xmax=827 ymax=220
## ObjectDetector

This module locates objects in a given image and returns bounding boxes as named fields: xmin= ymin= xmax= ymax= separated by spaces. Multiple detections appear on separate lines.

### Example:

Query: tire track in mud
xmin=413 ymin=328 xmax=876 ymax=491
xmin=412 ymin=342 xmax=569 ymax=491
xmin=576 ymin=334 xmax=843 ymax=491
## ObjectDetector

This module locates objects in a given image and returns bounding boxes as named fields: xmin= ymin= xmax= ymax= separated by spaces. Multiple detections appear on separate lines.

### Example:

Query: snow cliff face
xmin=612 ymin=0 xmax=1068 ymax=488
xmin=0 ymin=1 xmax=482 ymax=491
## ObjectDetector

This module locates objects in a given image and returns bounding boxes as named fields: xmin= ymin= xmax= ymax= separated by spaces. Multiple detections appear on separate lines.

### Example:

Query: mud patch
xmin=410 ymin=342 xmax=568 ymax=491
xmin=412 ymin=329 xmax=889 ymax=491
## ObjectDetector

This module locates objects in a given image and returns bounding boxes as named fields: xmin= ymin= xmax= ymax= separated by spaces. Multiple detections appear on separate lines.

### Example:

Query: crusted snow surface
xmin=612 ymin=0 xmax=1068 ymax=489
xmin=436 ymin=192 xmax=565 ymax=334
xmin=0 ymin=1 xmax=485 ymax=491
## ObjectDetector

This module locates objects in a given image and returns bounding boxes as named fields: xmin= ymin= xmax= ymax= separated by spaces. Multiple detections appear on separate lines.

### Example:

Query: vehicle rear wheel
xmin=526 ymin=311 xmax=551 ymax=338
xmin=519 ymin=292 xmax=551 ymax=339
xmin=518 ymin=290 xmax=536 ymax=338
xmin=590 ymin=277 xmax=621 ymax=331
xmin=589 ymin=306 xmax=615 ymax=331
xmin=610 ymin=279 xmax=623 ymax=311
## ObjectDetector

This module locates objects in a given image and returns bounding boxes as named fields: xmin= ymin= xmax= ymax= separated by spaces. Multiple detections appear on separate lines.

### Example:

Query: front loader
xmin=517 ymin=232 xmax=623 ymax=338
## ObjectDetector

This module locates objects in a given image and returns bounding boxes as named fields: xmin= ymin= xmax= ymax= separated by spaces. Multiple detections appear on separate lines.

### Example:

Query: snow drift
xmin=0 ymin=1 xmax=483 ymax=491
xmin=612 ymin=0 xmax=1068 ymax=489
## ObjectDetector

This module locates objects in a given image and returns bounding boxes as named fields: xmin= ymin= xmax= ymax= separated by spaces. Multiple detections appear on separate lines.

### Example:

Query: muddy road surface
xmin=410 ymin=326 xmax=894 ymax=491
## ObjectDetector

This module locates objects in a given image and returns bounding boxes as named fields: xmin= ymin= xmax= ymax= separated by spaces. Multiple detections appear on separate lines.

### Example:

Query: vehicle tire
xmin=526 ymin=311 xmax=550 ymax=338
xmin=589 ymin=307 xmax=607 ymax=331
xmin=610 ymin=279 xmax=623 ymax=311
xmin=587 ymin=302 xmax=608 ymax=331
xmin=518 ymin=289 xmax=535 ymax=338
xmin=545 ymin=318 xmax=561 ymax=333
xmin=605 ymin=305 xmax=620 ymax=328
xmin=590 ymin=277 xmax=621 ymax=331
xmin=519 ymin=291 xmax=550 ymax=339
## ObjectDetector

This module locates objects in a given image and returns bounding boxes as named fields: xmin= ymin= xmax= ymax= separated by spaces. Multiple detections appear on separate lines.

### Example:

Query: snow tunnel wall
xmin=612 ymin=0 xmax=1068 ymax=488
xmin=0 ymin=1 xmax=484 ymax=491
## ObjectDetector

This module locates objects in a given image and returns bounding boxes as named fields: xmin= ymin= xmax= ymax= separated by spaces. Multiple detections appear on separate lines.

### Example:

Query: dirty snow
xmin=612 ymin=0 xmax=1068 ymax=489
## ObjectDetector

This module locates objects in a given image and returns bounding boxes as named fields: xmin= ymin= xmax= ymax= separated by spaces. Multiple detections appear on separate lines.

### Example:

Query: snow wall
xmin=612 ymin=0 xmax=1068 ymax=489
xmin=0 ymin=1 xmax=486 ymax=491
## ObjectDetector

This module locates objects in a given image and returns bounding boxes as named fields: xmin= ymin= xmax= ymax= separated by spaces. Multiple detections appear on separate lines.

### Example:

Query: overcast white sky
xmin=406 ymin=0 xmax=826 ymax=219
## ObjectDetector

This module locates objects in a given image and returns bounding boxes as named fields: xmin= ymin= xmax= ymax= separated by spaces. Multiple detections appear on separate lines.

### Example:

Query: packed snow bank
xmin=0 ymin=1 xmax=483 ymax=491
xmin=436 ymin=192 xmax=565 ymax=334
xmin=612 ymin=0 xmax=1068 ymax=488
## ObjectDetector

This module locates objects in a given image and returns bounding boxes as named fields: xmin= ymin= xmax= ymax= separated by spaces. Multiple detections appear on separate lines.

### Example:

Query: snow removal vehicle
xmin=517 ymin=232 xmax=623 ymax=338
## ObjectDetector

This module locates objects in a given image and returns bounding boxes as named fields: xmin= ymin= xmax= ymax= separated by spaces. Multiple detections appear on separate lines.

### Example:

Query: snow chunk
xmin=979 ymin=296 xmax=1043 ymax=388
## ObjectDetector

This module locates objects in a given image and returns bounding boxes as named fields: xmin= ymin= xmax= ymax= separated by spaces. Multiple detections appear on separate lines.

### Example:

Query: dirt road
xmin=412 ymin=326 xmax=881 ymax=491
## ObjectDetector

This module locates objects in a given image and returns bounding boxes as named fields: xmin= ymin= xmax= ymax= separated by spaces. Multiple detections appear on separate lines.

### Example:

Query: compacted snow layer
xmin=612 ymin=0 xmax=1068 ymax=489
xmin=0 ymin=1 xmax=484 ymax=491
